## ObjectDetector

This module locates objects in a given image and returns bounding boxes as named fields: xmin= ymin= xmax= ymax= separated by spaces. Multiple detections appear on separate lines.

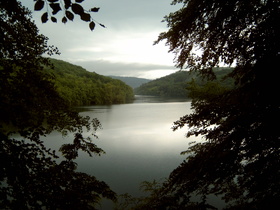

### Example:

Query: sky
xmin=21 ymin=0 xmax=182 ymax=79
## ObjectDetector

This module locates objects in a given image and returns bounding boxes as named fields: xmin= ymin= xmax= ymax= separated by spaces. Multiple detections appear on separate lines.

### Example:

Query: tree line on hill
xmin=45 ymin=59 xmax=134 ymax=106
xmin=2 ymin=0 xmax=278 ymax=209
xmin=1 ymin=2 xmax=117 ymax=209
xmin=109 ymin=76 xmax=151 ymax=89
xmin=134 ymin=68 xmax=234 ymax=98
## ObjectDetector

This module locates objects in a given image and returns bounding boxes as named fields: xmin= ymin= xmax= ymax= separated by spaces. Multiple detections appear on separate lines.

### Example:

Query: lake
xmin=43 ymin=96 xmax=219 ymax=208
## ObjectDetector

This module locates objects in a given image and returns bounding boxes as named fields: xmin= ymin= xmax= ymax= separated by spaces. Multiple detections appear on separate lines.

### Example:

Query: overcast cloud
xmin=21 ymin=0 xmax=181 ymax=79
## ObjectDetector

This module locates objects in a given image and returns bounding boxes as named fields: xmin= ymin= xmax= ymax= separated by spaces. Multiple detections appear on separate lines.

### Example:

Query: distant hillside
xmin=134 ymin=68 xmax=234 ymax=98
xmin=44 ymin=59 xmax=134 ymax=106
xmin=109 ymin=76 xmax=151 ymax=88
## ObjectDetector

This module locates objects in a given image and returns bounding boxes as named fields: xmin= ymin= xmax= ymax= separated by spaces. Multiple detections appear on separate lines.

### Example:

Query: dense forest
xmin=109 ymin=76 xmax=151 ymax=89
xmin=134 ymin=67 xmax=234 ymax=98
xmin=45 ymin=59 xmax=134 ymax=106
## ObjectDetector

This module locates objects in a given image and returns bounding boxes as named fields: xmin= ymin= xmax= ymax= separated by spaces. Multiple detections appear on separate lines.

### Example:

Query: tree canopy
xmin=134 ymin=68 xmax=234 ymax=98
xmin=146 ymin=0 xmax=280 ymax=209
xmin=46 ymin=59 xmax=134 ymax=106
xmin=155 ymin=0 xmax=279 ymax=78
xmin=0 ymin=1 xmax=116 ymax=209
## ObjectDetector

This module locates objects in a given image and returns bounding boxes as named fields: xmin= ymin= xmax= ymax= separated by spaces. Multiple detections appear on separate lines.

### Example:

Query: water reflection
xmin=75 ymin=97 xmax=195 ymax=196
xmin=133 ymin=95 xmax=191 ymax=103
xmin=45 ymin=96 xmax=198 ymax=208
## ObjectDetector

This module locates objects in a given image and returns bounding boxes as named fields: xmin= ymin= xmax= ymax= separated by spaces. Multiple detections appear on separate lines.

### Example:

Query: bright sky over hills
xmin=21 ymin=0 xmax=182 ymax=79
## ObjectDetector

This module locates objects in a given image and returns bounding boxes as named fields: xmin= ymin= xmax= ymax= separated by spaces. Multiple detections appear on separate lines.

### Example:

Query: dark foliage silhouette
xmin=33 ymin=0 xmax=105 ymax=30
xmin=0 ymin=1 xmax=116 ymax=209
xmin=135 ymin=0 xmax=280 ymax=209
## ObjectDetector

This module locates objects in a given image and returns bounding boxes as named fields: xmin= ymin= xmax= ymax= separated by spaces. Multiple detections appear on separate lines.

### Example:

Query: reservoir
xmin=43 ymin=96 xmax=199 ymax=208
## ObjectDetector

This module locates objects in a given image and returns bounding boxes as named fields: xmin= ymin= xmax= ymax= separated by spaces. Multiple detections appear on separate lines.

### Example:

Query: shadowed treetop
xmin=0 ymin=1 xmax=116 ymax=209
xmin=143 ymin=0 xmax=280 ymax=209
xmin=155 ymin=0 xmax=280 ymax=79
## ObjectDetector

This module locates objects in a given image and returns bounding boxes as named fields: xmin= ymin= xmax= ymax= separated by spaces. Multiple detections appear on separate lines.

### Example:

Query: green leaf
xmin=49 ymin=3 xmax=61 ymax=15
xmin=34 ymin=0 xmax=45 ymax=11
xmin=51 ymin=17 xmax=57 ymax=23
xmin=41 ymin=12 xmax=48 ymax=23
xmin=89 ymin=21 xmax=95 ymax=31
xmin=62 ymin=16 xmax=67 ymax=24
xmin=90 ymin=7 xmax=100 ymax=12
xmin=99 ymin=23 xmax=106 ymax=28
xmin=71 ymin=3 xmax=84 ymax=15
xmin=64 ymin=0 xmax=71 ymax=9
xmin=80 ymin=13 xmax=91 ymax=22
xmin=66 ymin=11 xmax=74 ymax=21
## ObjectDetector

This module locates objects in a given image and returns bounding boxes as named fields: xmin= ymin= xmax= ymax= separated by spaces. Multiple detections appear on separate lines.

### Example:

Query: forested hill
xmin=134 ymin=68 xmax=234 ymax=98
xmin=45 ymin=59 xmax=134 ymax=106
xmin=109 ymin=76 xmax=151 ymax=88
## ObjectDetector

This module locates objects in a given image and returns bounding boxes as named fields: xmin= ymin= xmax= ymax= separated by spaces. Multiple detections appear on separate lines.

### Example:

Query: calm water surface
xmin=44 ymin=96 xmax=202 ymax=208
